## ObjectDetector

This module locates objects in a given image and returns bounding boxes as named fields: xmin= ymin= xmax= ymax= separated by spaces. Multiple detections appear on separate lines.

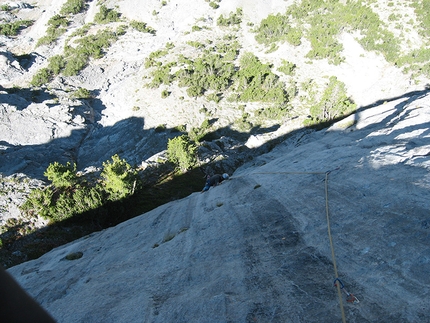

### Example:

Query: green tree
xmin=101 ymin=154 xmax=139 ymax=201
xmin=167 ymin=135 xmax=197 ymax=171
xmin=307 ymin=76 xmax=356 ymax=125
xmin=44 ymin=161 xmax=78 ymax=188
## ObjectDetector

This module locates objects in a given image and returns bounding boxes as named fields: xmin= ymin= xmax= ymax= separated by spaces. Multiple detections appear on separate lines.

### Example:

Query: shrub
xmin=63 ymin=53 xmax=88 ymax=76
xmin=44 ymin=161 xmax=78 ymax=188
xmin=217 ymin=8 xmax=242 ymax=26
xmin=306 ymin=76 xmax=356 ymax=125
xmin=207 ymin=92 xmax=221 ymax=103
xmin=21 ymin=187 xmax=54 ymax=219
xmin=0 ymin=20 xmax=33 ymax=36
xmin=1 ymin=4 xmax=11 ymax=11
xmin=94 ymin=5 xmax=120 ymax=24
xmin=71 ymin=87 xmax=91 ymax=99
xmin=149 ymin=64 xmax=173 ymax=88
xmin=189 ymin=119 xmax=211 ymax=142
xmin=209 ymin=2 xmax=219 ymax=9
xmin=48 ymin=55 xmax=66 ymax=74
xmin=412 ymin=0 xmax=430 ymax=38
xmin=71 ymin=185 xmax=104 ymax=214
xmin=31 ymin=68 xmax=52 ymax=87
xmin=277 ymin=59 xmax=296 ymax=75
xmin=60 ymin=0 xmax=85 ymax=15
xmin=255 ymin=104 xmax=289 ymax=120
xmin=36 ymin=15 xmax=69 ymax=46
xmin=167 ymin=135 xmax=198 ymax=171
xmin=161 ymin=89 xmax=170 ymax=98
xmin=21 ymin=154 xmax=141 ymax=221
xmin=254 ymin=14 xmax=295 ymax=45
xmin=234 ymin=52 xmax=288 ymax=104
xmin=176 ymin=52 xmax=235 ymax=95
xmin=130 ymin=20 xmax=156 ymax=34
xmin=101 ymin=154 xmax=139 ymax=201
xmin=62 ymin=29 xmax=118 ymax=76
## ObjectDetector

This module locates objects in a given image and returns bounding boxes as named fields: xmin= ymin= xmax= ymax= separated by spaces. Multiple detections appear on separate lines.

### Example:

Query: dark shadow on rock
xmin=13 ymin=52 xmax=42 ymax=71
xmin=1 ymin=88 xmax=429 ymax=271
xmin=0 ymin=87 xmax=54 ymax=110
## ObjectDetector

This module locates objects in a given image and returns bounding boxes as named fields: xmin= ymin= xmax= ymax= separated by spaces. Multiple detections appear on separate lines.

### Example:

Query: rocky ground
xmin=1 ymin=0 xmax=430 ymax=321
xmin=8 ymin=92 xmax=430 ymax=322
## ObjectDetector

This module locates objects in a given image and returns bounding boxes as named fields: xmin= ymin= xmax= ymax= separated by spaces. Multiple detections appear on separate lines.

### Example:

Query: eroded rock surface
xmin=8 ymin=94 xmax=430 ymax=322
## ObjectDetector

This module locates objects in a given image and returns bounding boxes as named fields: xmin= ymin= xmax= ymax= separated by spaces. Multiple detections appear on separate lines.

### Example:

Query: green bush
xmin=21 ymin=155 xmax=141 ymax=221
xmin=217 ymin=8 xmax=242 ymax=26
xmin=30 ymin=68 xmax=52 ymax=87
xmin=207 ymin=92 xmax=221 ymax=103
xmin=94 ymin=5 xmax=120 ymax=24
xmin=1 ymin=4 xmax=11 ymax=11
xmin=175 ymin=52 xmax=235 ymax=94
xmin=60 ymin=0 xmax=85 ymax=15
xmin=62 ymin=29 xmax=118 ymax=76
xmin=149 ymin=64 xmax=174 ymax=88
xmin=130 ymin=20 xmax=156 ymax=34
xmin=63 ymin=53 xmax=88 ymax=76
xmin=234 ymin=52 xmax=288 ymax=104
xmin=277 ymin=59 xmax=296 ymax=75
xmin=44 ymin=161 xmax=78 ymax=188
xmin=71 ymin=87 xmax=91 ymax=99
xmin=253 ymin=0 xmax=400 ymax=66
xmin=101 ymin=154 xmax=139 ymax=201
xmin=36 ymin=15 xmax=69 ymax=46
xmin=306 ymin=76 xmax=356 ymax=125
xmin=167 ymin=135 xmax=198 ymax=171
xmin=254 ymin=14 xmax=296 ymax=45
xmin=412 ymin=0 xmax=430 ymax=38
xmin=161 ymin=89 xmax=170 ymax=98
xmin=255 ymin=104 xmax=289 ymax=120
xmin=209 ymin=2 xmax=219 ymax=9
xmin=0 ymin=20 xmax=33 ymax=36
xmin=33 ymin=28 xmax=118 ymax=83
xmin=189 ymin=119 xmax=211 ymax=142
xmin=48 ymin=55 xmax=66 ymax=74
xmin=21 ymin=187 xmax=54 ymax=219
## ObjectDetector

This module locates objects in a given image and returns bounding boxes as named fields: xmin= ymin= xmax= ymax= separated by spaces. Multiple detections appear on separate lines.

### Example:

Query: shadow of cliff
xmin=0 ymin=86 xmax=54 ymax=110
xmin=1 ymin=88 xmax=429 ymax=268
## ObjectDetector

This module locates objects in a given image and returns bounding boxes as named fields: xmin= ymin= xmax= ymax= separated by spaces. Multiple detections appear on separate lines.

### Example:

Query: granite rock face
xmin=8 ymin=93 xmax=430 ymax=322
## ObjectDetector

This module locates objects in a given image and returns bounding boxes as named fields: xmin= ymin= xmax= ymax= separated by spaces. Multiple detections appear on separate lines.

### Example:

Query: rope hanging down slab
xmin=247 ymin=170 xmax=359 ymax=323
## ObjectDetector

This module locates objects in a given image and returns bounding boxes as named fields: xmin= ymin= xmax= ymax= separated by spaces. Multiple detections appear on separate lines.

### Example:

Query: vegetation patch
xmin=253 ymin=13 xmax=302 ymax=46
xmin=0 ymin=20 xmax=33 ymax=36
xmin=145 ymin=37 xmax=290 ymax=118
xmin=130 ymin=20 xmax=156 ymax=34
xmin=60 ymin=0 xmax=86 ymax=15
xmin=233 ymin=52 xmax=288 ymax=105
xmin=252 ymin=0 xmax=401 ymax=65
xmin=217 ymin=8 xmax=242 ymax=27
xmin=32 ymin=28 xmax=119 ymax=86
xmin=304 ymin=76 xmax=356 ymax=126
xmin=167 ymin=135 xmax=198 ymax=172
xmin=94 ymin=5 xmax=120 ymax=24
xmin=21 ymin=155 xmax=139 ymax=222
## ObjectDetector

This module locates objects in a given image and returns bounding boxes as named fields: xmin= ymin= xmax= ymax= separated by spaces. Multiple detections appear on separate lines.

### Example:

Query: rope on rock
xmin=241 ymin=170 xmax=358 ymax=323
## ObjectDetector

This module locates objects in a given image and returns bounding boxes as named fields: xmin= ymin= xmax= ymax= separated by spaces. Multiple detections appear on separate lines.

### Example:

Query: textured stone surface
xmin=8 ymin=94 xmax=430 ymax=322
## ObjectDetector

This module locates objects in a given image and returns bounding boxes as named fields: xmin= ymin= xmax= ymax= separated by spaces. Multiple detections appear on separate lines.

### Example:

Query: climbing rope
xmin=245 ymin=170 xmax=358 ymax=323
